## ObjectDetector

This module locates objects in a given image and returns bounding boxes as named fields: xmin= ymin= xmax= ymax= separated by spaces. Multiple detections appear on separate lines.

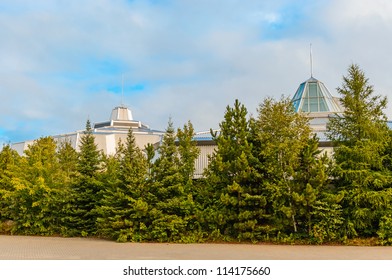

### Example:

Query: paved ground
xmin=1 ymin=235 xmax=392 ymax=260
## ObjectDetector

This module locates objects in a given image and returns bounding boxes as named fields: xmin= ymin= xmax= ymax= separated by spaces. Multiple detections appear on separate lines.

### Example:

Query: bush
xmin=377 ymin=214 xmax=392 ymax=245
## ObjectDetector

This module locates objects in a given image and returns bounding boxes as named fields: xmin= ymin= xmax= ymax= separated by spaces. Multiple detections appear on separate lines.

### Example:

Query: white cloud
xmin=1 ymin=0 xmax=392 ymax=143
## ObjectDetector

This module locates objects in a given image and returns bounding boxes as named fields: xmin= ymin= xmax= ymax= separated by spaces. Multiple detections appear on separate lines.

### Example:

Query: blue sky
xmin=1 ymin=0 xmax=392 ymax=145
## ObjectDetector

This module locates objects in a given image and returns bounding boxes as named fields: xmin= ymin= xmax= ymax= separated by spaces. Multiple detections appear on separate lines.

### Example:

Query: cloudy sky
xmin=1 ymin=0 xmax=392 ymax=145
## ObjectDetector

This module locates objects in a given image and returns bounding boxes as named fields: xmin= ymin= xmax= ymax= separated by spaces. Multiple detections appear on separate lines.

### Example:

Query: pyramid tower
xmin=292 ymin=77 xmax=342 ymax=115
xmin=291 ymin=76 xmax=343 ymax=146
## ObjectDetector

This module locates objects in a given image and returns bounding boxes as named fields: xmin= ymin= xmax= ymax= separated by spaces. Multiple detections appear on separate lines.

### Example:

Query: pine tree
xmin=326 ymin=64 xmax=392 ymax=238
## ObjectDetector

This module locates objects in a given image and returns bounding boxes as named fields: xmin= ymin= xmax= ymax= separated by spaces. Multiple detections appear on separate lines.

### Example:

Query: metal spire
xmin=310 ymin=43 xmax=313 ymax=78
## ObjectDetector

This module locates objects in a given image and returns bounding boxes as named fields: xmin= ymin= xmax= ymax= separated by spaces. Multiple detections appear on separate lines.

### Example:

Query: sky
xmin=1 ymin=0 xmax=392 ymax=146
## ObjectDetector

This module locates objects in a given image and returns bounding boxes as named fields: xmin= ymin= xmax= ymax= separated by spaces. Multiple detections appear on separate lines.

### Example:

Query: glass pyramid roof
xmin=292 ymin=77 xmax=342 ymax=113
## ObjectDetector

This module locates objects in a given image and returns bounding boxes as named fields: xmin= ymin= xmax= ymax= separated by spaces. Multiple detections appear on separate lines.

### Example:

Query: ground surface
xmin=1 ymin=235 xmax=392 ymax=260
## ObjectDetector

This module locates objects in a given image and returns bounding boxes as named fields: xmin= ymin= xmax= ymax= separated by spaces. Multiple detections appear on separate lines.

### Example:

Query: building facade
xmin=10 ymin=75 xmax=345 ymax=177
xmin=12 ymin=106 xmax=164 ymax=156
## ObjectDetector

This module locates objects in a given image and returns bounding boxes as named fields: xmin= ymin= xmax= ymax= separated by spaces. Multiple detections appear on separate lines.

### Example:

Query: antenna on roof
xmin=310 ymin=43 xmax=313 ymax=78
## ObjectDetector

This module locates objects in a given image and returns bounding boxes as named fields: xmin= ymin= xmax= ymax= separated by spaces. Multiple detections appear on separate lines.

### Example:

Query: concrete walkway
xmin=1 ymin=235 xmax=392 ymax=260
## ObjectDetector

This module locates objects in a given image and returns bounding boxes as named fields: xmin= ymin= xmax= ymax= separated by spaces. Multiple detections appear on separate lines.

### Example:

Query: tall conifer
xmin=97 ymin=128 xmax=150 ymax=242
xmin=326 ymin=64 xmax=392 ymax=238
xmin=67 ymin=119 xmax=103 ymax=236
xmin=204 ymin=99 xmax=267 ymax=241
xmin=148 ymin=119 xmax=195 ymax=242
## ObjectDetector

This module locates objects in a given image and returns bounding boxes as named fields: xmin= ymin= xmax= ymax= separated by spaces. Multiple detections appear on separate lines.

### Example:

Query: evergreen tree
xmin=291 ymin=135 xmax=343 ymax=242
xmin=326 ymin=64 xmax=392 ymax=238
xmin=177 ymin=121 xmax=199 ymax=186
xmin=255 ymin=96 xmax=312 ymax=236
xmin=204 ymin=99 xmax=268 ymax=241
xmin=57 ymin=140 xmax=78 ymax=184
xmin=148 ymin=119 xmax=195 ymax=242
xmin=56 ymin=140 xmax=79 ymax=234
xmin=97 ymin=128 xmax=150 ymax=242
xmin=77 ymin=120 xmax=101 ymax=177
xmin=176 ymin=121 xmax=201 ymax=238
xmin=67 ymin=119 xmax=103 ymax=236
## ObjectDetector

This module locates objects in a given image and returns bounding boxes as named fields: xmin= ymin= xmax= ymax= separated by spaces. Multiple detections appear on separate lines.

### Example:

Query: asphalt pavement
xmin=1 ymin=235 xmax=392 ymax=260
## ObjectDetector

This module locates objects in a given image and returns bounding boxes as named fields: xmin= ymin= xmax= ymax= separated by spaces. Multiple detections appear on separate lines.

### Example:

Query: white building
xmin=10 ymin=75 xmax=346 ymax=177
xmin=12 ymin=106 xmax=164 ymax=155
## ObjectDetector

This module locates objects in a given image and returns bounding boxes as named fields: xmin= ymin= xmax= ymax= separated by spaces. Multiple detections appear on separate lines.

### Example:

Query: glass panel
xmin=293 ymin=100 xmax=300 ymax=111
xmin=310 ymin=97 xmax=318 ymax=112
xmin=293 ymin=83 xmax=305 ymax=101
xmin=308 ymin=83 xmax=318 ymax=97
xmin=319 ymin=98 xmax=328 ymax=111
xmin=302 ymin=98 xmax=309 ymax=112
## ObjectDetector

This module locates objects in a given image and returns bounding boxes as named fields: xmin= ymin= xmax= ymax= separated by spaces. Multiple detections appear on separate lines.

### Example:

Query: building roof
xmin=93 ymin=105 xmax=164 ymax=135
xmin=292 ymin=76 xmax=343 ymax=114
xmin=110 ymin=106 xmax=133 ymax=121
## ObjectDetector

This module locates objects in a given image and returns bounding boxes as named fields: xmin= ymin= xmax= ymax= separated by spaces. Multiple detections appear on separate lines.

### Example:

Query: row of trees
xmin=1 ymin=64 xmax=392 ymax=244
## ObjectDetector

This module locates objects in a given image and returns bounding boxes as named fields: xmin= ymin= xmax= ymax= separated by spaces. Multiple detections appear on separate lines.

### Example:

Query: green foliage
xmin=310 ymin=194 xmax=344 ymax=243
xmin=377 ymin=214 xmax=392 ymax=245
xmin=327 ymin=64 xmax=392 ymax=238
xmin=77 ymin=119 xmax=102 ymax=177
xmin=96 ymin=128 xmax=150 ymax=242
xmin=204 ymin=99 xmax=269 ymax=241
xmin=177 ymin=121 xmax=200 ymax=186
xmin=65 ymin=120 xmax=103 ymax=236
xmin=2 ymin=64 xmax=392 ymax=245
xmin=147 ymin=119 xmax=199 ymax=242
xmin=255 ymin=96 xmax=313 ymax=235
xmin=57 ymin=140 xmax=78 ymax=184
xmin=291 ymin=135 xmax=332 ymax=236
xmin=0 ymin=145 xmax=21 ymax=223
xmin=1 ymin=137 xmax=69 ymax=235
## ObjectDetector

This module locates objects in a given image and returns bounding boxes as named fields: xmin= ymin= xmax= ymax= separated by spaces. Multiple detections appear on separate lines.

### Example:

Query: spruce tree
xmin=57 ymin=140 xmax=78 ymax=184
xmin=67 ymin=119 xmax=103 ymax=236
xmin=291 ymin=135 xmax=343 ymax=242
xmin=56 ymin=140 xmax=79 ymax=234
xmin=204 ymin=99 xmax=267 ymax=241
xmin=148 ymin=119 xmax=193 ymax=242
xmin=177 ymin=121 xmax=199 ymax=186
xmin=326 ymin=64 xmax=392 ymax=238
xmin=176 ymin=121 xmax=201 ymax=239
xmin=97 ymin=128 xmax=150 ymax=242
xmin=77 ymin=120 xmax=101 ymax=177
